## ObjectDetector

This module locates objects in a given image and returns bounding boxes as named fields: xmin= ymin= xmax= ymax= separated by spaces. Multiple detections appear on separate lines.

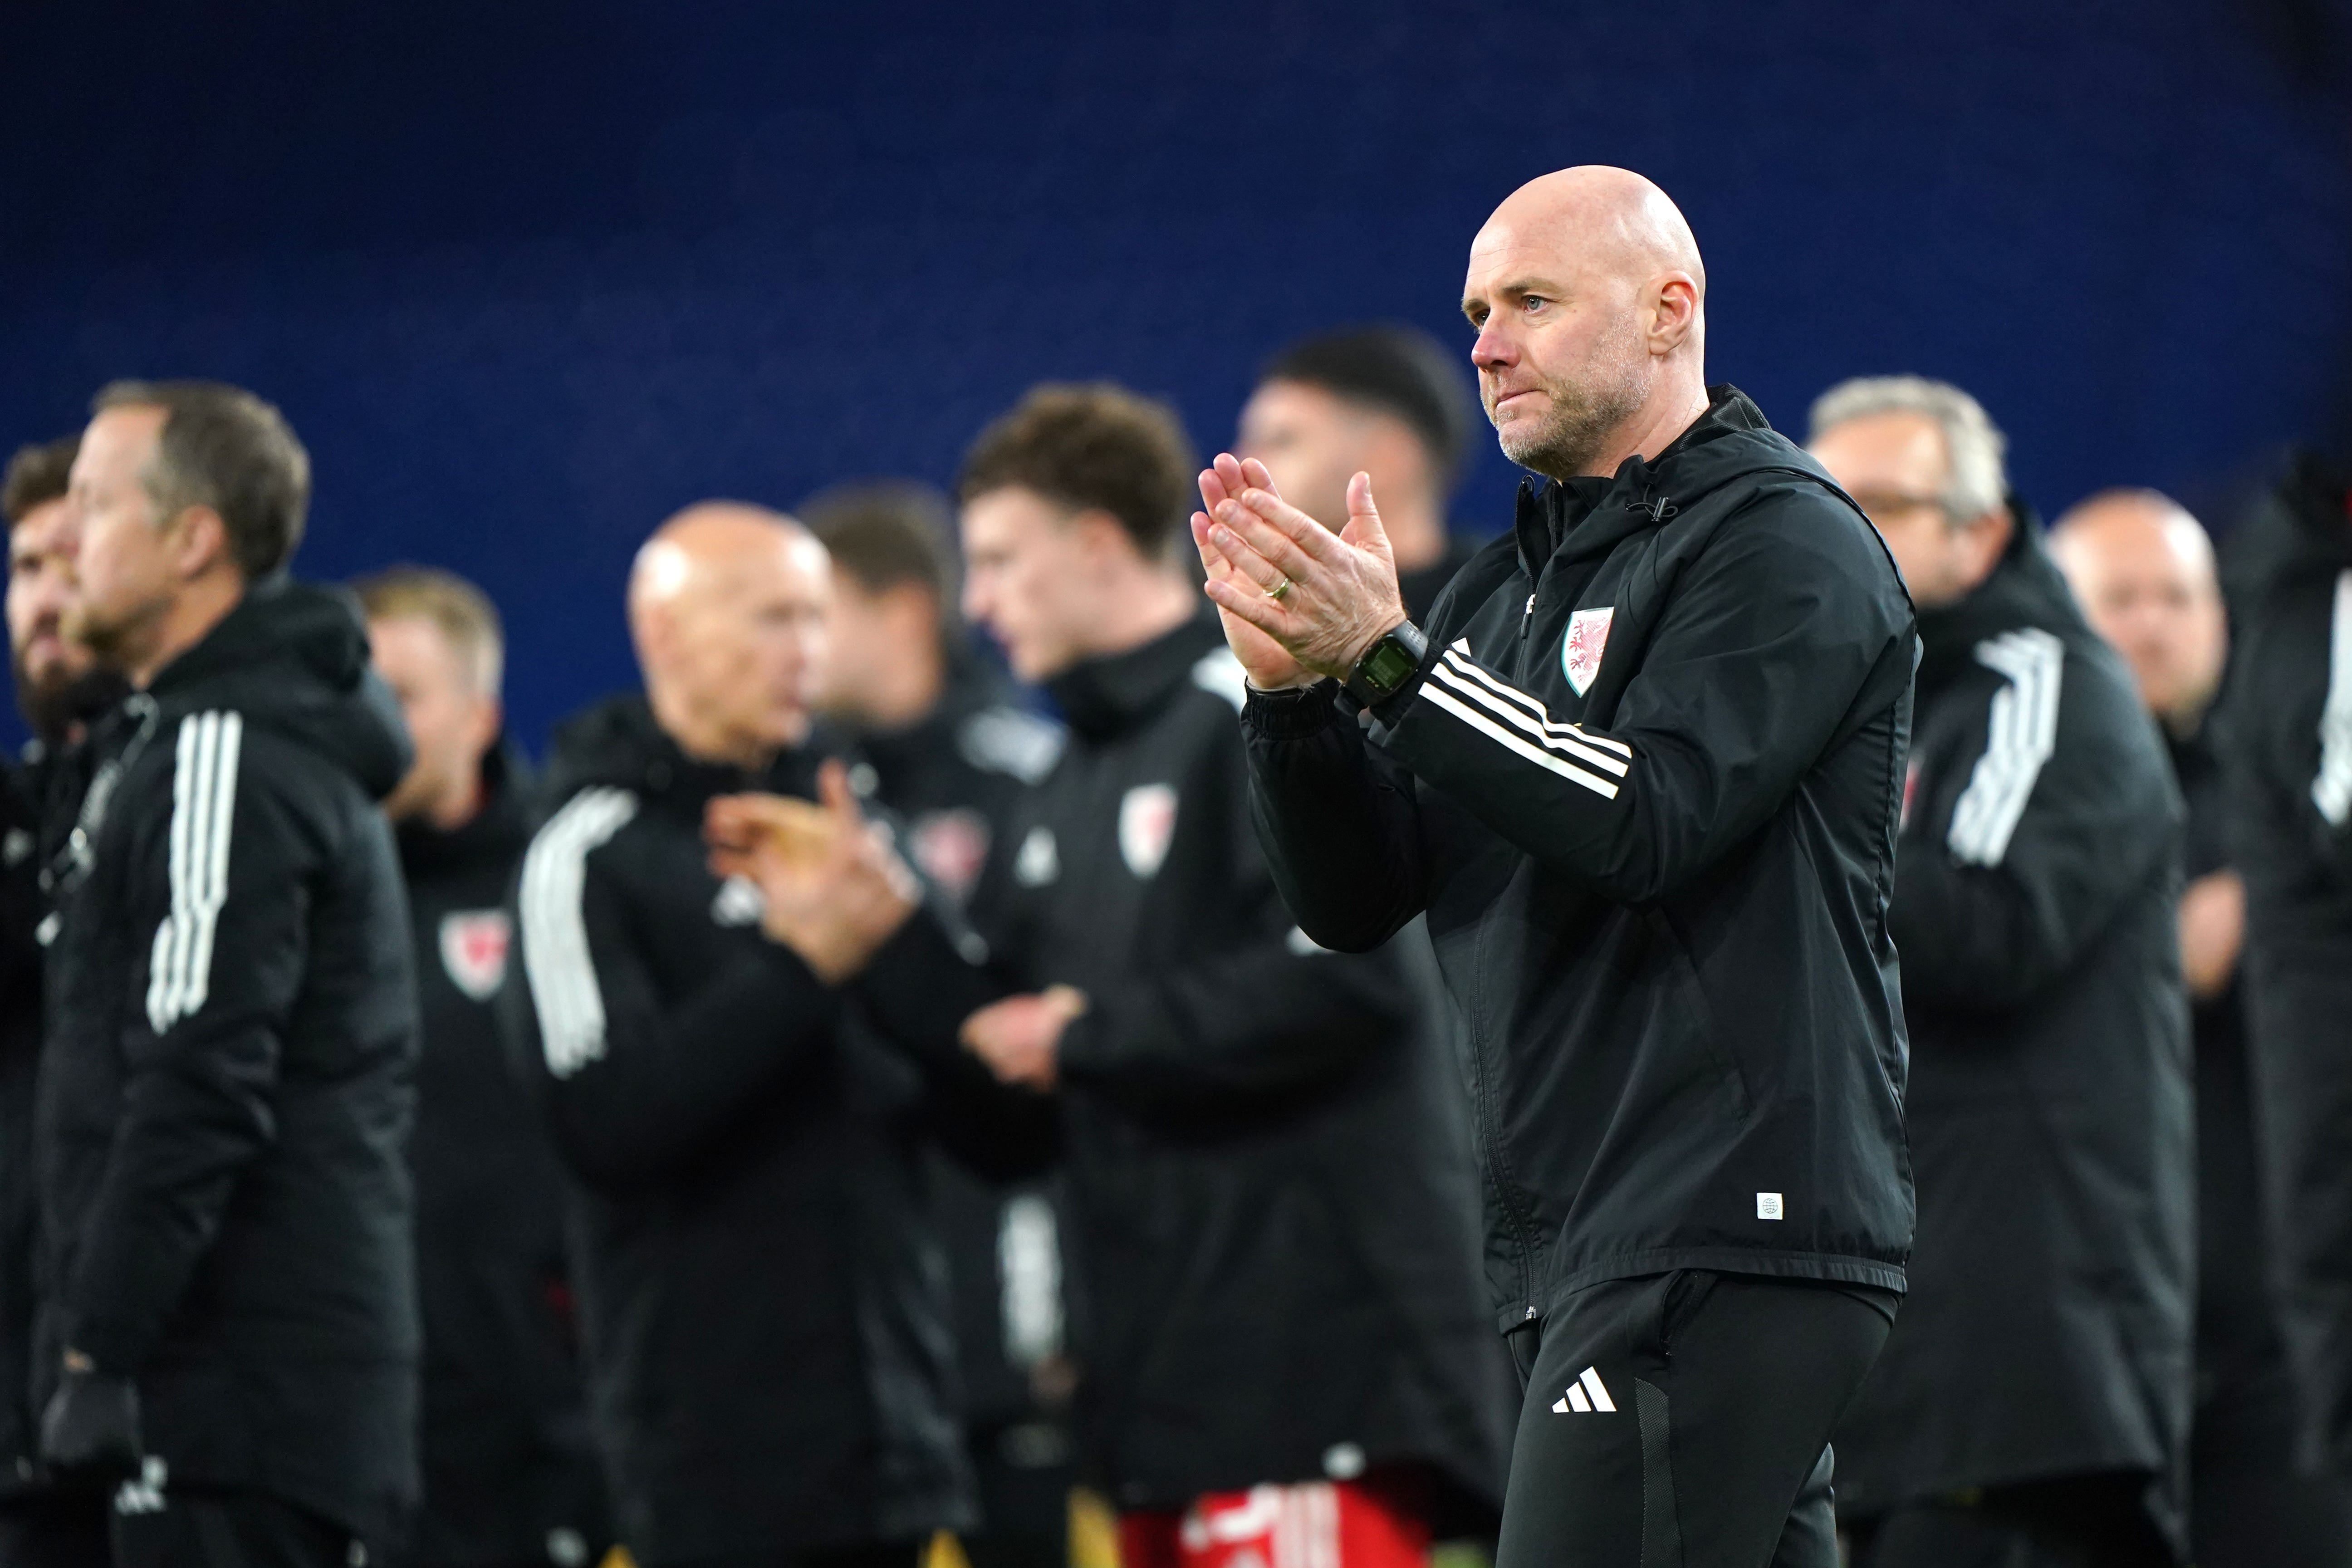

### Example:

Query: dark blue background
xmin=4 ymin=0 xmax=2348 ymax=749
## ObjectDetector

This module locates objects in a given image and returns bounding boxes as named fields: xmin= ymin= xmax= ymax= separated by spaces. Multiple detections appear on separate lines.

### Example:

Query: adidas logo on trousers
xmin=1552 ymin=1367 xmax=1617 ymax=1413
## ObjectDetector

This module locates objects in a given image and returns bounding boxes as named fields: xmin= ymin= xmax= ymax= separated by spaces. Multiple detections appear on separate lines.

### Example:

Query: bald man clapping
xmin=501 ymin=501 xmax=986 ymax=1565
xmin=1213 ymin=168 xmax=1920 ymax=1568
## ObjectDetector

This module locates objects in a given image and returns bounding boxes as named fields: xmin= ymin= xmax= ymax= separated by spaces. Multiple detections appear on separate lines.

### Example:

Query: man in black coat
xmin=0 ymin=436 xmax=117 ymax=1568
xmin=728 ymin=384 xmax=1514 ymax=1564
xmin=1810 ymin=379 xmax=2193 ymax=1568
xmin=1239 ymin=326 xmax=1489 ymax=622
xmin=800 ymin=484 xmax=1075 ymax=1568
xmin=358 ymin=568 xmax=608 ymax=1568
xmin=2053 ymin=490 xmax=2352 ymax=1566
xmin=34 ymin=382 xmax=421 ymax=1568
xmin=2217 ymin=453 xmax=2352 ymax=1499
xmin=1200 ymin=167 xmax=1914 ymax=1568
xmin=500 ymin=503 xmax=976 ymax=1568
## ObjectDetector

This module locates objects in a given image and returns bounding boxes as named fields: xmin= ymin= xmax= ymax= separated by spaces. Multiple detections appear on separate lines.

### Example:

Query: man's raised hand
xmin=1192 ymin=456 xmax=1315 ymax=691
xmin=705 ymin=759 xmax=920 ymax=985
xmin=1196 ymin=458 xmax=1409 ymax=681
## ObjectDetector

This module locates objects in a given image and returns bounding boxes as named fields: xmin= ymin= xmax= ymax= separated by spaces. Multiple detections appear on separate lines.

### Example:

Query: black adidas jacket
xmin=399 ymin=745 xmax=606 ymax=1568
xmin=498 ymin=696 xmax=974 ymax=1563
xmin=1835 ymin=515 xmax=2192 ymax=1544
xmin=2220 ymin=455 xmax=2352 ymax=1473
xmin=858 ymin=612 xmax=1515 ymax=1522
xmin=34 ymin=580 xmax=422 ymax=1543
xmin=1243 ymin=388 xmax=1916 ymax=1323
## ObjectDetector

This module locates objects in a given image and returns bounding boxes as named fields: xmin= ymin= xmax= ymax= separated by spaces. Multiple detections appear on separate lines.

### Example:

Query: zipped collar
xmin=394 ymin=741 xmax=532 ymax=875
xmin=1044 ymin=608 xmax=1225 ymax=745
xmin=541 ymin=692 xmax=827 ymax=809
xmin=1510 ymin=385 xmax=1779 ymax=582
xmin=1912 ymin=499 xmax=2086 ymax=694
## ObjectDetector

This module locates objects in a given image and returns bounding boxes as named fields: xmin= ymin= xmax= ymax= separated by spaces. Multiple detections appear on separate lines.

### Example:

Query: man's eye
xmin=1523 ymin=296 xmax=1547 ymax=313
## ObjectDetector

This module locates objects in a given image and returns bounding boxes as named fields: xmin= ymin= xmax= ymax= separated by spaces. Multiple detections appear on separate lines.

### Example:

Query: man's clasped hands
xmin=701 ymin=761 xmax=1084 ymax=1090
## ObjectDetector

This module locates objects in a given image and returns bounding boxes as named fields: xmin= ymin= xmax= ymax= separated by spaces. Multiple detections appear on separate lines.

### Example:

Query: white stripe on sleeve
xmin=1947 ymin=628 xmax=2064 ymax=867
xmin=518 ymin=788 xmax=640 ymax=1078
xmin=146 ymin=710 xmax=243 ymax=1034
xmin=1417 ymin=641 xmax=1632 ymax=801
xmin=2312 ymin=571 xmax=2352 ymax=827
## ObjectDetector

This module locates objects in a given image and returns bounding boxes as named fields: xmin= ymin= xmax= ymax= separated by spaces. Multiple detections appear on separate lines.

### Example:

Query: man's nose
xmin=1471 ymin=323 xmax=1513 ymax=370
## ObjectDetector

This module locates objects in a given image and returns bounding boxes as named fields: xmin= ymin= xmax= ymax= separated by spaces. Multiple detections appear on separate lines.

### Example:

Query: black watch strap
xmin=1344 ymin=621 xmax=1430 ymax=707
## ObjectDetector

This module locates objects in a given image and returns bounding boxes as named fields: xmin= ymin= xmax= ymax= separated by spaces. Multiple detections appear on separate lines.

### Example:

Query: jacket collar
xmin=1912 ymin=498 xmax=2085 ymax=693
xmin=1510 ymin=384 xmax=1775 ymax=581
xmin=395 ymin=741 xmax=532 ymax=875
xmin=543 ymin=692 xmax=827 ymax=809
xmin=1044 ymin=608 xmax=1225 ymax=745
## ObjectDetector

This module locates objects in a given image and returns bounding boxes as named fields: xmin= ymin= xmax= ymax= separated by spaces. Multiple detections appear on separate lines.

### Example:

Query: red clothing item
xmin=1119 ymin=1480 xmax=1431 ymax=1568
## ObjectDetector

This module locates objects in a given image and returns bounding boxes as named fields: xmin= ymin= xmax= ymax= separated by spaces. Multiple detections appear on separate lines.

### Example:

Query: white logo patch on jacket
xmin=1119 ymin=784 xmax=1179 ymax=879
xmin=710 ymin=875 xmax=766 ymax=927
xmin=1562 ymin=605 xmax=1615 ymax=696
xmin=439 ymin=909 xmax=511 ymax=1001
xmin=1014 ymin=825 xmax=1060 ymax=887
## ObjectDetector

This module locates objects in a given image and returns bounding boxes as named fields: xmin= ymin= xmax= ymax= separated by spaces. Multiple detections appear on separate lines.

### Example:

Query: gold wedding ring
xmin=1264 ymin=576 xmax=1292 ymax=601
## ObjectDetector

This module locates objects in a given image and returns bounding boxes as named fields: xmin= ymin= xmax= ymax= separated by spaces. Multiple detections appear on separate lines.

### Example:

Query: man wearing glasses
xmin=1810 ymin=378 xmax=2193 ymax=1568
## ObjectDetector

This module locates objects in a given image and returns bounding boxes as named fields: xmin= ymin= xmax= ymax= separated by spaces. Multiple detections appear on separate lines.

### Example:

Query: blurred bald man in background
xmin=1208 ymin=167 xmax=1917 ymax=1567
xmin=2053 ymin=494 xmax=2352 ymax=1567
xmin=500 ymin=505 xmax=976 ymax=1568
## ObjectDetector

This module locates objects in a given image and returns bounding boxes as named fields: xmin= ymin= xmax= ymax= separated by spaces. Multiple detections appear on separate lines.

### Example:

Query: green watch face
xmin=1358 ymin=635 xmax=1419 ymax=695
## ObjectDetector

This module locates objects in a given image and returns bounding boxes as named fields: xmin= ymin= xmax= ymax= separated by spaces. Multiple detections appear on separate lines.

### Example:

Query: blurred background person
xmin=500 ymin=504 xmax=976 ymax=1568
xmin=808 ymin=383 xmax=1513 ymax=1564
xmin=1238 ymin=326 xmax=1485 ymax=622
xmin=799 ymin=483 xmax=1075 ymax=1568
xmin=1811 ymin=380 xmax=2192 ymax=1568
xmin=802 ymin=480 xmax=1063 ymax=905
xmin=2051 ymin=490 xmax=2351 ymax=1567
xmin=2216 ymin=452 xmax=2352 ymax=1514
xmin=35 ymin=382 xmax=420 ymax=1568
xmin=357 ymin=567 xmax=609 ymax=1568
xmin=0 ymin=438 xmax=110 ymax=1568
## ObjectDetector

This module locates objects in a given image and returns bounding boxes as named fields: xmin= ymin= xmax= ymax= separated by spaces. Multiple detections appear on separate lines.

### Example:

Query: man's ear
xmin=1648 ymin=274 xmax=1701 ymax=354
xmin=1069 ymin=508 xmax=1142 ymax=573
xmin=466 ymin=696 xmax=504 ymax=759
xmin=163 ymin=505 xmax=235 ymax=583
xmin=1962 ymin=506 xmax=2014 ymax=582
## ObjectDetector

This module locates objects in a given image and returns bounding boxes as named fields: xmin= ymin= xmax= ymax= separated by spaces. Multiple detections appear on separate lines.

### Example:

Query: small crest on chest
xmin=710 ymin=875 xmax=767 ymax=928
xmin=1562 ymin=606 xmax=1616 ymax=697
xmin=1118 ymin=784 xmax=1179 ymax=880
xmin=439 ymin=909 xmax=511 ymax=1002
xmin=909 ymin=808 xmax=990 ymax=905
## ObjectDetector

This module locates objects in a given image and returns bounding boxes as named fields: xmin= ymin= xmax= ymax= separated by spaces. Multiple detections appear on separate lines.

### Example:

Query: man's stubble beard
xmin=1492 ymin=332 xmax=1653 ymax=482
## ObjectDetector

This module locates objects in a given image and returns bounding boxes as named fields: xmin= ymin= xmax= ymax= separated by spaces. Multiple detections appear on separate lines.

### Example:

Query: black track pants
xmin=1496 ymin=1270 xmax=1894 ymax=1568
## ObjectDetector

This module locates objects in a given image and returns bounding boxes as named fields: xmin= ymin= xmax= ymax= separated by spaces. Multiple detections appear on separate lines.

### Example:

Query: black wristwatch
xmin=1344 ymin=620 xmax=1429 ymax=706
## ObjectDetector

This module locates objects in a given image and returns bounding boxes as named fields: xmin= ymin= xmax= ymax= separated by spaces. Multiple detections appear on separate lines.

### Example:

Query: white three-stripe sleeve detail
xmin=1428 ymin=656 xmax=1633 ymax=777
xmin=1441 ymin=639 xmax=1634 ymax=758
xmin=1418 ymin=681 xmax=1623 ymax=799
xmin=518 ymin=789 xmax=640 ymax=1079
xmin=2313 ymin=571 xmax=2352 ymax=826
xmin=1947 ymin=628 xmax=2064 ymax=867
xmin=145 ymin=711 xmax=243 ymax=1034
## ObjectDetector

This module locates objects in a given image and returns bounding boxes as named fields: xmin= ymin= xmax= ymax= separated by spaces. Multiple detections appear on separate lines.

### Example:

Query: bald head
xmin=1462 ymin=167 xmax=1711 ymax=481
xmin=1478 ymin=167 xmax=1706 ymax=296
xmin=631 ymin=501 xmax=834 ymax=770
xmin=2050 ymin=488 xmax=2225 ymax=730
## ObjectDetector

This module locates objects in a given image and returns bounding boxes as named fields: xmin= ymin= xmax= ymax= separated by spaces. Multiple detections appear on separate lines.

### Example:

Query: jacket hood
xmin=2220 ymin=451 xmax=2352 ymax=607
xmin=1912 ymin=499 xmax=2087 ymax=693
xmin=147 ymin=578 xmax=412 ymax=801
xmin=1044 ymin=608 xmax=1226 ymax=744
xmin=1515 ymin=384 xmax=1854 ymax=575
xmin=541 ymin=692 xmax=825 ymax=809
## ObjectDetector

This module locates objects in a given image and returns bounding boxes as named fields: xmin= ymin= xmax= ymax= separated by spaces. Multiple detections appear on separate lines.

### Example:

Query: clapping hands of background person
xmin=959 ymin=985 xmax=1089 ymax=1091
xmin=704 ymin=759 xmax=920 ymax=985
